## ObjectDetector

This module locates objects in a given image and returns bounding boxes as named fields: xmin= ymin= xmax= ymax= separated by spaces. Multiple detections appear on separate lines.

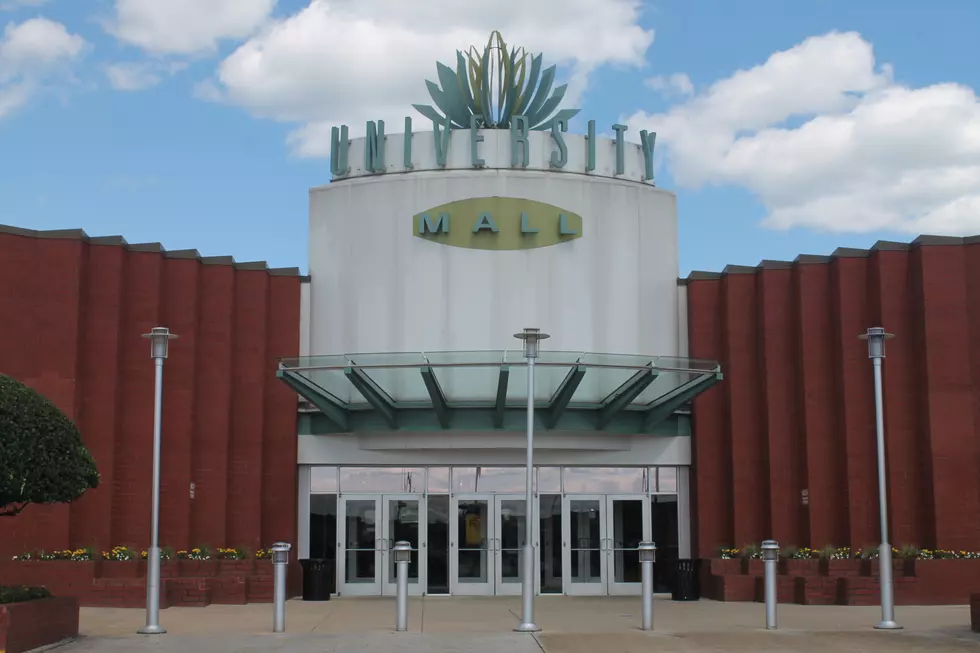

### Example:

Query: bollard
xmin=271 ymin=542 xmax=291 ymax=633
xmin=393 ymin=541 xmax=412 ymax=632
xmin=762 ymin=540 xmax=779 ymax=630
xmin=638 ymin=541 xmax=657 ymax=631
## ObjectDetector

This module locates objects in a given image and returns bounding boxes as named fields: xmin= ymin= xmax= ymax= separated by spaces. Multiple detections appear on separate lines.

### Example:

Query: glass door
xmin=381 ymin=494 xmax=426 ymax=596
xmin=494 ymin=495 xmax=527 ymax=596
xmin=562 ymin=495 xmax=605 ymax=596
xmin=451 ymin=494 xmax=494 ymax=595
xmin=605 ymin=495 xmax=650 ymax=595
xmin=338 ymin=494 xmax=382 ymax=595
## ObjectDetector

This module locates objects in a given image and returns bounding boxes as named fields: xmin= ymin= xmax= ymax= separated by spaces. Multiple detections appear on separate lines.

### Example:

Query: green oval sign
xmin=413 ymin=196 xmax=583 ymax=250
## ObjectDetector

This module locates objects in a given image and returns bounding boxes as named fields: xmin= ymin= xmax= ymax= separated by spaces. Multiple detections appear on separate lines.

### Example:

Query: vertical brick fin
xmin=913 ymin=246 xmax=980 ymax=550
xmin=909 ymin=247 xmax=937 ymax=547
xmin=190 ymin=265 xmax=236 ymax=549
xmin=261 ymin=276 xmax=302 ymax=547
xmin=757 ymin=268 xmax=803 ymax=545
xmin=966 ymin=244 xmax=980 ymax=552
xmin=226 ymin=270 xmax=270 ymax=549
xmin=830 ymin=257 xmax=875 ymax=550
xmin=158 ymin=259 xmax=200 ymax=551
xmin=112 ymin=251 xmax=163 ymax=548
xmin=70 ymin=244 xmax=127 ymax=550
xmin=868 ymin=250 xmax=923 ymax=548
xmin=686 ymin=279 xmax=733 ymax=556
xmin=794 ymin=263 xmax=844 ymax=549
xmin=723 ymin=273 xmax=768 ymax=546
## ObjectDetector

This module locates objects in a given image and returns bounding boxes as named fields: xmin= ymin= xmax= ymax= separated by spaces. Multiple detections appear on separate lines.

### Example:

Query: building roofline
xmin=678 ymin=233 xmax=980 ymax=284
xmin=0 ymin=224 xmax=304 ymax=277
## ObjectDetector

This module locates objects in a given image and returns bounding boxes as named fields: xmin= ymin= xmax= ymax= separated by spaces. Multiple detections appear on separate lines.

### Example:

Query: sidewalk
xmin=56 ymin=597 xmax=980 ymax=652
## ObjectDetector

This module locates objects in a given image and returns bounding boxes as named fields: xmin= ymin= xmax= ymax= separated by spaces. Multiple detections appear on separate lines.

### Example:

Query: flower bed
xmin=0 ymin=587 xmax=79 ymax=653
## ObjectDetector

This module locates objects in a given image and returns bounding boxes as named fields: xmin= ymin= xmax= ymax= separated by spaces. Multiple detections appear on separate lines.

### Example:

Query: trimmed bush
xmin=0 ymin=586 xmax=52 ymax=605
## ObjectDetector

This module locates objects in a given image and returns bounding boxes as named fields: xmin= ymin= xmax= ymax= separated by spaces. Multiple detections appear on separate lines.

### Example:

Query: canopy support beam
xmin=344 ymin=366 xmax=398 ymax=429
xmin=545 ymin=365 xmax=586 ymax=429
xmin=493 ymin=365 xmax=510 ymax=428
xmin=642 ymin=371 xmax=722 ymax=432
xmin=420 ymin=365 xmax=451 ymax=428
xmin=277 ymin=368 xmax=349 ymax=431
xmin=596 ymin=366 xmax=658 ymax=429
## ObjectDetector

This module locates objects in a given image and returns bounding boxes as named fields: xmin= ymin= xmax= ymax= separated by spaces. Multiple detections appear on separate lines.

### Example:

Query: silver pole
xmin=764 ymin=555 xmax=777 ymax=629
xmin=516 ymin=356 xmax=540 ymax=632
xmin=138 ymin=357 xmax=166 ymax=635
xmin=396 ymin=554 xmax=409 ymax=631
xmin=273 ymin=557 xmax=287 ymax=632
xmin=872 ymin=355 xmax=900 ymax=630
xmin=640 ymin=544 xmax=654 ymax=630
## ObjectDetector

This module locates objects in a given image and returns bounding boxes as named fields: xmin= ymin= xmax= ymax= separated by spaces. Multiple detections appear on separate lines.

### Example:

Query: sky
xmin=0 ymin=0 xmax=978 ymax=276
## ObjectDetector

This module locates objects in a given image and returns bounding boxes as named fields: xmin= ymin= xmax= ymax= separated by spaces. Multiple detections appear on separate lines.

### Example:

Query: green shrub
xmin=0 ymin=585 xmax=52 ymax=604
xmin=0 ymin=375 xmax=100 ymax=516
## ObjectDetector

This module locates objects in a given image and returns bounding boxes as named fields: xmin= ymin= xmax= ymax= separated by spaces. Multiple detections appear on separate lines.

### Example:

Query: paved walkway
xmin=49 ymin=597 xmax=980 ymax=652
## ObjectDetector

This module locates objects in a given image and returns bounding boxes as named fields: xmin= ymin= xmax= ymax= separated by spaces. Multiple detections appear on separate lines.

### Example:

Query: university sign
xmin=413 ymin=197 xmax=582 ymax=251
xmin=329 ymin=31 xmax=656 ymax=181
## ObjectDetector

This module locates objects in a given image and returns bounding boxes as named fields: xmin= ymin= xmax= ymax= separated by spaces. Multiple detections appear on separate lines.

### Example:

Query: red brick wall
xmin=0 ymin=226 xmax=302 ymax=557
xmin=0 ymin=597 xmax=79 ymax=653
xmin=687 ymin=237 xmax=980 ymax=557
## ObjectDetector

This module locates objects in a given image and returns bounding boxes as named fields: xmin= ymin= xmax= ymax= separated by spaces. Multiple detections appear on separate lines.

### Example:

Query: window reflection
xmin=656 ymin=467 xmax=678 ymax=493
xmin=339 ymin=467 xmax=425 ymax=493
xmin=427 ymin=467 xmax=450 ymax=493
xmin=562 ymin=467 xmax=646 ymax=493
xmin=311 ymin=466 xmax=338 ymax=493
xmin=453 ymin=467 xmax=527 ymax=493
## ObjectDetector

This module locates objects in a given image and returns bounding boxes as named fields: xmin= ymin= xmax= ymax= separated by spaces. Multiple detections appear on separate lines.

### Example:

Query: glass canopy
xmin=277 ymin=350 xmax=722 ymax=434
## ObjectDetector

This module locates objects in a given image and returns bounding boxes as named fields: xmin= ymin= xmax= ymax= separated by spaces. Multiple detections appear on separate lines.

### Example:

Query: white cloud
xmin=202 ymin=0 xmax=654 ymax=156
xmin=646 ymin=72 xmax=693 ymax=97
xmin=0 ymin=0 xmax=48 ymax=11
xmin=626 ymin=31 xmax=980 ymax=236
xmin=107 ymin=0 xmax=275 ymax=55
xmin=0 ymin=17 xmax=86 ymax=117
xmin=106 ymin=60 xmax=188 ymax=91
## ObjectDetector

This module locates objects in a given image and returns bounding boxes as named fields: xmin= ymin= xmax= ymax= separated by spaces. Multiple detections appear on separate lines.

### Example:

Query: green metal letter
xmin=404 ymin=117 xmax=414 ymax=169
xmin=612 ymin=123 xmax=628 ymax=175
xmin=330 ymin=125 xmax=350 ymax=177
xmin=470 ymin=115 xmax=485 ymax=167
xmin=365 ymin=120 xmax=386 ymax=173
xmin=473 ymin=212 xmax=499 ymax=233
xmin=511 ymin=115 xmax=529 ymax=168
xmin=559 ymin=213 xmax=577 ymax=235
xmin=640 ymin=129 xmax=656 ymax=181
xmin=433 ymin=116 xmax=452 ymax=167
xmin=586 ymin=120 xmax=596 ymax=172
xmin=550 ymin=117 xmax=568 ymax=168
xmin=520 ymin=212 xmax=539 ymax=234
xmin=418 ymin=212 xmax=450 ymax=234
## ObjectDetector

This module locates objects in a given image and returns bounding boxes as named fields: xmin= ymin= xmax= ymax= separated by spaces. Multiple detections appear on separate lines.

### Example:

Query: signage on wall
xmin=329 ymin=31 xmax=656 ymax=181
xmin=413 ymin=197 xmax=582 ymax=251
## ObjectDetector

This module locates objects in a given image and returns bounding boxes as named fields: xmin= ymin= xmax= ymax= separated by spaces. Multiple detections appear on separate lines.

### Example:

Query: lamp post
xmin=858 ymin=326 xmax=901 ymax=630
xmin=137 ymin=327 xmax=178 ymax=635
xmin=393 ymin=541 xmax=412 ymax=632
xmin=271 ymin=542 xmax=291 ymax=633
xmin=513 ymin=327 xmax=549 ymax=633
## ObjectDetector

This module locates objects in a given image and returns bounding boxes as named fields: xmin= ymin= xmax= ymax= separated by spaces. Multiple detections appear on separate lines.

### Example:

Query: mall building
xmin=2 ymin=33 xmax=978 ymax=601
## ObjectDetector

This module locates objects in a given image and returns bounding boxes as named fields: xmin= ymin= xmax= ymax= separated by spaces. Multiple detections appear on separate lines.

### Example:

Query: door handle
xmin=375 ymin=538 xmax=382 ymax=552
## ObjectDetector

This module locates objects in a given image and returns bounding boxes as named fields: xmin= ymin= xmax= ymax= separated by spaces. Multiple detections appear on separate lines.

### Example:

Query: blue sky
xmin=1 ymin=0 xmax=978 ymax=275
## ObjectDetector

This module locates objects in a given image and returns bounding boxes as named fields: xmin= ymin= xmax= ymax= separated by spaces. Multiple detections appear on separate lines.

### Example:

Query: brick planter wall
xmin=0 ymin=559 xmax=283 ymax=608
xmin=0 ymin=597 xmax=79 ymax=653
xmin=971 ymin=594 xmax=980 ymax=632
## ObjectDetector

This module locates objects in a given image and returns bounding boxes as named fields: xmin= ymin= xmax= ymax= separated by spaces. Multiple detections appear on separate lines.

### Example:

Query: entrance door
xmin=605 ymin=495 xmax=651 ymax=595
xmin=381 ymin=494 xmax=426 ymax=596
xmin=338 ymin=494 xmax=382 ymax=596
xmin=494 ymin=495 xmax=527 ymax=595
xmin=451 ymin=494 xmax=494 ymax=595
xmin=562 ymin=495 xmax=605 ymax=595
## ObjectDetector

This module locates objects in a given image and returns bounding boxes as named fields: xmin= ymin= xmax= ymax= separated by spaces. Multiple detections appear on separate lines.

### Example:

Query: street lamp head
xmin=393 ymin=540 xmax=412 ymax=564
xmin=761 ymin=539 xmax=779 ymax=561
xmin=858 ymin=326 xmax=894 ymax=360
xmin=141 ymin=326 xmax=179 ymax=360
xmin=513 ymin=327 xmax=550 ymax=359
xmin=270 ymin=541 xmax=291 ymax=564
xmin=638 ymin=541 xmax=657 ymax=563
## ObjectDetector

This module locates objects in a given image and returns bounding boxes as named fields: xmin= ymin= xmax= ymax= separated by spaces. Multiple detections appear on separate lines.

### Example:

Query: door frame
xmin=337 ymin=494 xmax=383 ymax=596
xmin=381 ymin=494 xmax=427 ymax=597
xmin=562 ymin=494 xmax=606 ymax=596
xmin=605 ymin=494 xmax=651 ymax=595
xmin=493 ymin=494 xmax=529 ymax=596
xmin=450 ymin=493 xmax=495 ymax=596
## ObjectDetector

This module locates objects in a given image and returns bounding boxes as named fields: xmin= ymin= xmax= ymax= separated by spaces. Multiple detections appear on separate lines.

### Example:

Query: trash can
xmin=300 ymin=558 xmax=335 ymax=601
xmin=672 ymin=558 xmax=700 ymax=601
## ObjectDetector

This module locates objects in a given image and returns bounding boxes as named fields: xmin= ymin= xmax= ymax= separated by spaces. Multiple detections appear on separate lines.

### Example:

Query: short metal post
xmin=393 ymin=541 xmax=411 ymax=632
xmin=762 ymin=540 xmax=779 ymax=630
xmin=639 ymin=541 xmax=656 ymax=630
xmin=272 ymin=542 xmax=291 ymax=633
